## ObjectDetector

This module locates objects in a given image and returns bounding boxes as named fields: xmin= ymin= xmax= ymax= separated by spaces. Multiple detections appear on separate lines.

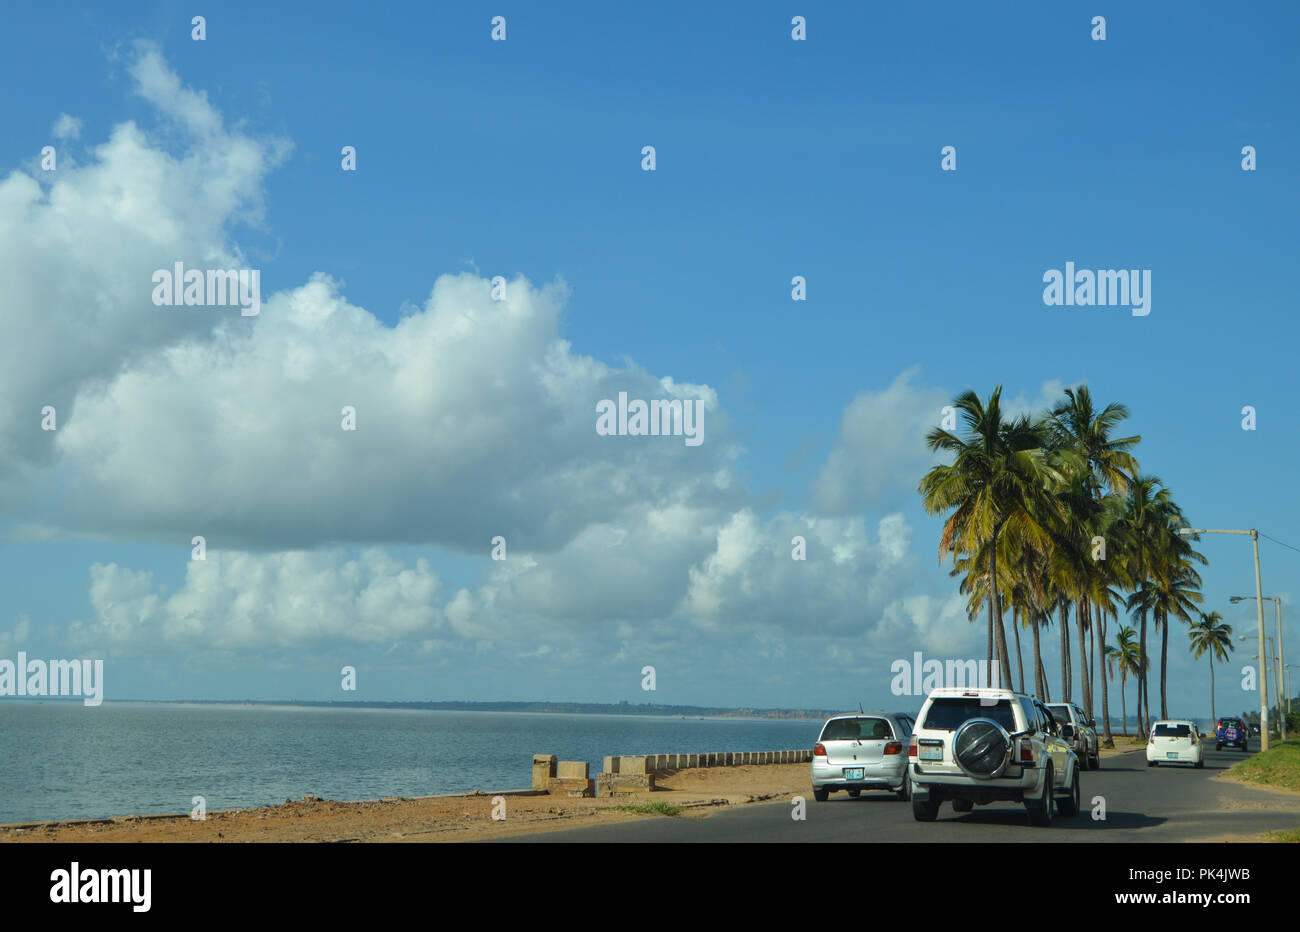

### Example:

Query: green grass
xmin=609 ymin=801 xmax=681 ymax=817
xmin=1229 ymin=738 xmax=1300 ymax=792
xmin=1264 ymin=827 xmax=1300 ymax=843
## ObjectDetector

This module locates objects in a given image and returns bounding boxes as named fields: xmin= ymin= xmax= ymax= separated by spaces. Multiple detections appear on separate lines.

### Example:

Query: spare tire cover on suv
xmin=953 ymin=719 xmax=1012 ymax=778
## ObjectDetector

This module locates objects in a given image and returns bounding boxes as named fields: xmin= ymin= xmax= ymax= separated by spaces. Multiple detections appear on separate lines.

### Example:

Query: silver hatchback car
xmin=811 ymin=712 xmax=915 ymax=801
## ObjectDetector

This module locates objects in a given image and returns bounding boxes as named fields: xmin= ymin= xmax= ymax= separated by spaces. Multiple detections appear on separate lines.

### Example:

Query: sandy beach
xmin=0 ymin=763 xmax=816 ymax=843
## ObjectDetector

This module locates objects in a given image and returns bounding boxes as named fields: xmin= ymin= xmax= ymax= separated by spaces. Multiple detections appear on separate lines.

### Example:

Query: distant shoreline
xmin=0 ymin=697 xmax=838 ymax=721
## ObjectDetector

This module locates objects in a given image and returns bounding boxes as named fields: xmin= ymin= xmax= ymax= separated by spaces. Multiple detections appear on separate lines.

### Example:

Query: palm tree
xmin=1047 ymin=388 xmax=1141 ymax=723
xmin=1107 ymin=626 xmax=1144 ymax=737
xmin=1130 ymin=562 xmax=1204 ymax=720
xmin=1188 ymin=611 xmax=1233 ymax=727
xmin=1117 ymin=475 xmax=1174 ymax=735
xmin=920 ymin=388 xmax=1060 ymax=688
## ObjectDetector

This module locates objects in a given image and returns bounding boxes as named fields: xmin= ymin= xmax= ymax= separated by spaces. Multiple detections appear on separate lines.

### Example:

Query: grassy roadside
xmin=609 ymin=802 xmax=681 ymax=817
xmin=1228 ymin=738 xmax=1300 ymax=792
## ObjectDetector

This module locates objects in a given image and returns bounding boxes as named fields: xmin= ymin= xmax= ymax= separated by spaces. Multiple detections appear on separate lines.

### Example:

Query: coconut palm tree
xmin=1130 ymin=561 xmax=1204 ymax=720
xmin=1116 ymin=475 xmax=1175 ymax=735
xmin=1107 ymin=626 xmax=1144 ymax=737
xmin=920 ymin=388 xmax=1061 ymax=688
xmin=1188 ymin=611 xmax=1234 ymax=728
xmin=1047 ymin=388 xmax=1141 ymax=722
xmin=1125 ymin=495 xmax=1204 ymax=720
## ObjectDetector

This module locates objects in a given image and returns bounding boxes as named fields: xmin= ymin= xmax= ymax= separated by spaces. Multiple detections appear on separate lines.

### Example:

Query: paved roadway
xmin=501 ymin=745 xmax=1300 ymax=842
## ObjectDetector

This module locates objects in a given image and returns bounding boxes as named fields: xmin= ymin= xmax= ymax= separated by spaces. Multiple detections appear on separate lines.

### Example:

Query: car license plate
xmin=920 ymin=746 xmax=942 ymax=761
xmin=1166 ymin=752 xmax=1178 ymax=759
xmin=844 ymin=768 xmax=864 ymax=780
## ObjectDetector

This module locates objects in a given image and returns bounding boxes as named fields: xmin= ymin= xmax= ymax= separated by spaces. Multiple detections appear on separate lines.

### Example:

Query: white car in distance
xmin=1146 ymin=720 xmax=1204 ymax=768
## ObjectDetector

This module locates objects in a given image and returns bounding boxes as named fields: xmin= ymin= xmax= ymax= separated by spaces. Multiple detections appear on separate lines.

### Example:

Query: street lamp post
xmin=1178 ymin=528 xmax=1269 ymax=751
xmin=1232 ymin=595 xmax=1287 ymax=741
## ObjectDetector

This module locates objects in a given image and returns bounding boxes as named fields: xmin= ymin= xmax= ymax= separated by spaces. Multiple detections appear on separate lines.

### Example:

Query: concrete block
xmin=604 ymin=756 xmax=618 ymax=774
xmin=547 ymin=777 xmax=594 ymax=798
xmin=620 ymin=756 xmax=648 ymax=775
xmin=596 ymin=773 xmax=655 ymax=796
xmin=532 ymin=754 xmax=557 ymax=790
xmin=557 ymin=761 xmax=589 ymax=780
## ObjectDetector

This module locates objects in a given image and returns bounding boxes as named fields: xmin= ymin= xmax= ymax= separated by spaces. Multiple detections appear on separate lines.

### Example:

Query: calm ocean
xmin=0 ymin=701 xmax=822 ymax=823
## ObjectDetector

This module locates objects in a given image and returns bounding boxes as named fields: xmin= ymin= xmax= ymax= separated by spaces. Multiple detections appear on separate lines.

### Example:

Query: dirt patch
xmin=0 ymin=764 xmax=816 ymax=844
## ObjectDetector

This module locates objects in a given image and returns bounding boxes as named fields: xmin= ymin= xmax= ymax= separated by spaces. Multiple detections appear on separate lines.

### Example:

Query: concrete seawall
xmin=533 ymin=749 xmax=812 ymax=798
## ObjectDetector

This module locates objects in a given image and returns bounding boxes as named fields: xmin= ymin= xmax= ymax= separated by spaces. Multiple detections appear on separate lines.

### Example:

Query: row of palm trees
xmin=918 ymin=385 xmax=1230 ymax=743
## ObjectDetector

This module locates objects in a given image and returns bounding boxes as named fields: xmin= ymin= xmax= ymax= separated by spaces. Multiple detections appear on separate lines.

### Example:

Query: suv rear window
xmin=922 ymin=698 xmax=1016 ymax=732
xmin=820 ymin=717 xmax=892 ymax=741
xmin=1047 ymin=705 xmax=1072 ymax=724
xmin=1154 ymin=723 xmax=1191 ymax=737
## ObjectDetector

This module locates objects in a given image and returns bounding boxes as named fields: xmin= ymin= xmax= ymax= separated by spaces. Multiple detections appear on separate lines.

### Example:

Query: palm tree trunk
xmin=1138 ymin=606 xmax=1148 ymax=736
xmin=1099 ymin=606 xmax=1113 ymax=746
xmin=1090 ymin=601 xmax=1100 ymax=721
xmin=1077 ymin=597 xmax=1091 ymax=720
xmin=1059 ymin=601 xmax=1071 ymax=702
xmin=1012 ymin=608 xmax=1024 ymax=694
xmin=1031 ymin=613 xmax=1043 ymax=699
xmin=989 ymin=529 xmax=1012 ymax=690
xmin=987 ymin=614 xmax=993 ymax=687
xmin=1120 ymin=673 xmax=1128 ymax=737
xmin=1209 ymin=655 xmax=1215 ymax=729
xmin=1038 ymin=648 xmax=1051 ymax=702
xmin=1160 ymin=611 xmax=1169 ymax=720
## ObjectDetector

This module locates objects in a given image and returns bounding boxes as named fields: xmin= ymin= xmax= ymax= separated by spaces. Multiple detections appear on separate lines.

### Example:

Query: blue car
xmin=1215 ymin=718 xmax=1249 ymax=751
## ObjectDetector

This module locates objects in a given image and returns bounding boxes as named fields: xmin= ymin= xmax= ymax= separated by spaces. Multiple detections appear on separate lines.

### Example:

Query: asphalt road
xmin=501 ymin=745 xmax=1300 ymax=842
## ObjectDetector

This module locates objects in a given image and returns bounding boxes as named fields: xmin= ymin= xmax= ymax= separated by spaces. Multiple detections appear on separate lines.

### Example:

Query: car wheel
xmin=911 ymin=792 xmax=939 ymax=822
xmin=1243 ymin=743 xmax=1249 ymax=753
xmin=1148 ymin=760 xmax=1157 ymax=767
xmin=896 ymin=776 xmax=911 ymax=801
xmin=1216 ymin=742 xmax=1222 ymax=751
xmin=813 ymin=787 xmax=829 ymax=802
xmin=1090 ymin=752 xmax=1100 ymax=770
xmin=1195 ymin=759 xmax=1204 ymax=769
xmin=1027 ymin=764 xmax=1055 ymax=826
xmin=848 ymin=789 xmax=861 ymax=798
xmin=951 ymin=798 xmax=973 ymax=812
xmin=1058 ymin=768 xmax=1081 ymax=817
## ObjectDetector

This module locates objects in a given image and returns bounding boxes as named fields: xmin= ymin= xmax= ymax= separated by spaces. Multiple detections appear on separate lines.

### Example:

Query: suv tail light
xmin=908 ymin=738 xmax=917 ymax=758
xmin=1018 ymin=738 xmax=1034 ymax=763
xmin=814 ymin=743 xmax=826 ymax=757
xmin=884 ymin=741 xmax=902 ymax=755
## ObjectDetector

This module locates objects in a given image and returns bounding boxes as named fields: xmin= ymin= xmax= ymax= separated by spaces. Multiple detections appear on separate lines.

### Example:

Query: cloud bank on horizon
xmin=0 ymin=45 xmax=998 ymax=686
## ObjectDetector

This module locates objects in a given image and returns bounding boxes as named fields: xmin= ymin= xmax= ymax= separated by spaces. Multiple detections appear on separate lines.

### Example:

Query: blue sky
xmin=0 ymin=1 xmax=1297 ymax=719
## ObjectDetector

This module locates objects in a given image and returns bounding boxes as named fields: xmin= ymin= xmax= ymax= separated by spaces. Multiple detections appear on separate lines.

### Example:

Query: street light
xmin=1232 ymin=595 xmax=1287 ymax=740
xmin=1177 ymin=527 xmax=1270 ymax=750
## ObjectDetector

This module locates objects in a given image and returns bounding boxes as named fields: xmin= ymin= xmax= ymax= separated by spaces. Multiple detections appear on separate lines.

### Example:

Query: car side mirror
xmin=1086 ymin=720 xmax=1095 ymax=728
xmin=1061 ymin=724 xmax=1075 ymax=739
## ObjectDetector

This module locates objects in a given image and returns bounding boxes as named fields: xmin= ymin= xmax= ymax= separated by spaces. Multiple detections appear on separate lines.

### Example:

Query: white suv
xmin=909 ymin=687 xmax=1081 ymax=826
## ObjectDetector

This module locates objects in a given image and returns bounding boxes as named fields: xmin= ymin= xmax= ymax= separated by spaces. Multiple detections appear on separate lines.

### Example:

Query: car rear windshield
xmin=922 ymin=698 xmax=1016 ymax=732
xmin=1048 ymin=706 xmax=1073 ymax=723
xmin=820 ymin=717 xmax=893 ymax=741
xmin=1154 ymin=724 xmax=1191 ymax=737
xmin=1219 ymin=720 xmax=1242 ymax=730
